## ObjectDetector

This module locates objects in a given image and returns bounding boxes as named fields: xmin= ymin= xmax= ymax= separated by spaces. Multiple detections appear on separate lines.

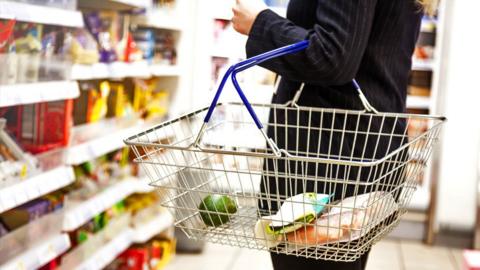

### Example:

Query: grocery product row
xmin=0 ymin=1 xmax=179 ymax=86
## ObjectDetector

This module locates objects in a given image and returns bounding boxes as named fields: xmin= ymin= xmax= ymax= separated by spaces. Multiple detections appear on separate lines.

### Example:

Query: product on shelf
xmin=107 ymin=82 xmax=134 ymax=118
xmin=69 ymin=201 xmax=126 ymax=247
xmin=131 ymin=78 xmax=170 ymax=119
xmin=4 ymin=99 xmax=73 ymax=154
xmin=0 ymin=19 xmax=17 ymax=85
xmin=408 ymin=85 xmax=431 ymax=97
xmin=84 ymin=11 xmax=120 ymax=63
xmin=107 ymin=237 xmax=176 ymax=270
xmin=0 ymin=118 xmax=38 ymax=183
xmin=73 ymin=81 xmax=110 ymax=125
xmin=0 ymin=22 xmax=73 ymax=85
xmin=409 ymin=70 xmax=432 ymax=88
xmin=0 ymin=197 xmax=63 ymax=231
xmin=65 ymin=29 xmax=100 ymax=65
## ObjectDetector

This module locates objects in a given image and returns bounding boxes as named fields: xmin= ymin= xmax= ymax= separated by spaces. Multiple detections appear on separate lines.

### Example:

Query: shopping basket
xmin=125 ymin=41 xmax=446 ymax=262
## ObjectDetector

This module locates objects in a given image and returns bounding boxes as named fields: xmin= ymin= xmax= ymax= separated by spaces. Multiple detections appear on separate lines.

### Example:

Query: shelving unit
xmin=66 ymin=228 xmax=132 ymax=270
xmin=0 ymin=234 xmax=71 ymax=270
xmin=63 ymin=177 xmax=151 ymax=231
xmin=0 ymin=166 xmax=75 ymax=213
xmin=0 ymin=212 xmax=70 ymax=270
xmin=0 ymin=81 xmax=80 ymax=108
xmin=0 ymin=1 xmax=84 ymax=27
xmin=131 ymin=211 xmax=174 ymax=243
xmin=0 ymin=1 xmax=190 ymax=268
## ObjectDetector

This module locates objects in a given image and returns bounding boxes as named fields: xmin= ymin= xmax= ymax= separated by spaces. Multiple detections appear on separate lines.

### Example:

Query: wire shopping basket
xmin=125 ymin=41 xmax=446 ymax=262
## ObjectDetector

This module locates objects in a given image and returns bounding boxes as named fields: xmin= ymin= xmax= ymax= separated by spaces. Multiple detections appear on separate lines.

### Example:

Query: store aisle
xmin=165 ymin=239 xmax=465 ymax=270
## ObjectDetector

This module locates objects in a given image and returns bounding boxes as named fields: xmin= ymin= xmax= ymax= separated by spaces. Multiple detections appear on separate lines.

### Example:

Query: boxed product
xmin=0 ymin=199 xmax=50 ymax=231
xmin=5 ymin=99 xmax=73 ymax=153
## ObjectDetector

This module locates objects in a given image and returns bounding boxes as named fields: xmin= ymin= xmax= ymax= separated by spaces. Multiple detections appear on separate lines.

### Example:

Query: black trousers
xmin=270 ymin=251 xmax=370 ymax=270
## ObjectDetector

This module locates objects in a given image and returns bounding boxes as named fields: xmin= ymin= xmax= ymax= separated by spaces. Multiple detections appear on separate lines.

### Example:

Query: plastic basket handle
xmin=193 ymin=40 xmax=378 ymax=154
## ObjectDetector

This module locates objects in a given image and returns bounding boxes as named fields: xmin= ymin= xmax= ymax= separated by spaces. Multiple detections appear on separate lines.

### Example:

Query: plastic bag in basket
xmin=285 ymin=192 xmax=398 ymax=249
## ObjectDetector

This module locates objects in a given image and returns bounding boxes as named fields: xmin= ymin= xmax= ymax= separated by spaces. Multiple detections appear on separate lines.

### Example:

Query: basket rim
xmin=124 ymin=102 xmax=446 ymax=168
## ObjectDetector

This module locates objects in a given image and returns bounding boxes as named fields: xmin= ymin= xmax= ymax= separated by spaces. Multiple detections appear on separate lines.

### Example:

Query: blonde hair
xmin=418 ymin=0 xmax=439 ymax=15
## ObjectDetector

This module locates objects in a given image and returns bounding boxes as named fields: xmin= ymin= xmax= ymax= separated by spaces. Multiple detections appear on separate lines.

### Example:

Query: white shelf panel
xmin=66 ymin=116 xmax=168 ymax=165
xmin=63 ymin=180 xmax=133 ymax=231
xmin=71 ymin=62 xmax=180 ymax=80
xmin=132 ymin=11 xmax=183 ymax=31
xmin=66 ymin=117 xmax=141 ymax=165
xmin=0 ymin=2 xmax=84 ymax=28
xmin=0 ymin=81 xmax=80 ymax=108
xmin=71 ymin=229 xmax=132 ymax=270
xmin=412 ymin=59 xmax=435 ymax=71
xmin=78 ymin=0 xmax=150 ymax=11
xmin=63 ymin=177 xmax=152 ymax=231
xmin=150 ymin=65 xmax=181 ymax=77
xmin=132 ymin=212 xmax=174 ymax=243
xmin=0 ymin=234 xmax=71 ymax=270
xmin=407 ymin=95 xmax=431 ymax=110
xmin=0 ymin=166 xmax=75 ymax=214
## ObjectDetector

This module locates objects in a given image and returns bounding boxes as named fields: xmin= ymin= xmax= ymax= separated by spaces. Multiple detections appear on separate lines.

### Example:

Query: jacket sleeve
xmin=246 ymin=0 xmax=377 ymax=85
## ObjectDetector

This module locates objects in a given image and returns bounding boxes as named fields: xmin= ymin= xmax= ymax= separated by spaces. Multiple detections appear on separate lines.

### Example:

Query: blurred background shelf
xmin=0 ymin=1 xmax=83 ymax=28
xmin=71 ymin=63 xmax=180 ymax=80
xmin=62 ymin=177 xmax=150 ymax=231
xmin=0 ymin=234 xmax=70 ymax=270
xmin=131 ymin=210 xmax=174 ymax=244
xmin=407 ymin=95 xmax=431 ymax=110
xmin=78 ymin=0 xmax=151 ymax=11
xmin=0 ymin=212 xmax=70 ymax=270
xmin=412 ymin=59 xmax=435 ymax=71
xmin=0 ymin=166 xmax=75 ymax=214
xmin=0 ymin=81 xmax=80 ymax=108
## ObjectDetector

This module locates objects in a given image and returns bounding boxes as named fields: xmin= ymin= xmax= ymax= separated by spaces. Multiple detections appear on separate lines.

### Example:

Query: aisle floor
xmin=165 ymin=239 xmax=465 ymax=270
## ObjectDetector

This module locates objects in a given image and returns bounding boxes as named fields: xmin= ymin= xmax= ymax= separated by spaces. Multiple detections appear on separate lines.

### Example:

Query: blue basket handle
xmin=193 ymin=40 xmax=377 ymax=151
xmin=203 ymin=40 xmax=309 ymax=129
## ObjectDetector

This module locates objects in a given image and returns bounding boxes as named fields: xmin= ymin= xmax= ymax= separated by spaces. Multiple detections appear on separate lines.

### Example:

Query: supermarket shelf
xmin=70 ymin=229 xmax=132 ymax=270
xmin=0 ymin=81 xmax=80 ymax=108
xmin=65 ymin=116 xmax=141 ymax=165
xmin=0 ymin=166 xmax=75 ymax=214
xmin=132 ymin=212 xmax=174 ymax=243
xmin=78 ymin=0 xmax=150 ymax=11
xmin=412 ymin=59 xmax=435 ymax=71
xmin=0 ymin=2 xmax=84 ymax=28
xmin=71 ymin=62 xmax=180 ymax=80
xmin=66 ymin=115 xmax=168 ymax=165
xmin=407 ymin=95 xmax=431 ymax=110
xmin=63 ymin=180 xmax=131 ymax=231
xmin=0 ymin=234 xmax=70 ymax=270
xmin=150 ymin=64 xmax=181 ymax=77
xmin=132 ymin=11 xmax=183 ymax=31
xmin=0 ymin=212 xmax=70 ymax=270
xmin=63 ymin=177 xmax=152 ymax=231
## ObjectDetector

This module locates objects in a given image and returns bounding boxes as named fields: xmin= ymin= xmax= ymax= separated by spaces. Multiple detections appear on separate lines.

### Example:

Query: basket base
xmin=172 ymin=206 xmax=402 ymax=262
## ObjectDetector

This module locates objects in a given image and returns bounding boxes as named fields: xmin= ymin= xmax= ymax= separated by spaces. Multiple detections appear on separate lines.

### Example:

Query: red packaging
xmin=6 ymin=99 xmax=73 ymax=153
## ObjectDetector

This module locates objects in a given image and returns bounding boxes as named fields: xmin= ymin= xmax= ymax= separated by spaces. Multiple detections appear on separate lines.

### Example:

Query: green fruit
xmin=198 ymin=194 xmax=238 ymax=227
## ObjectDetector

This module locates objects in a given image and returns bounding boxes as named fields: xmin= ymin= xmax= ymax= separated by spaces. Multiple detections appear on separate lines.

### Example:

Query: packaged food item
xmin=14 ymin=23 xmax=42 ymax=83
xmin=0 ymin=20 xmax=17 ymax=85
xmin=5 ymin=99 xmax=74 ymax=153
xmin=65 ymin=29 xmax=100 ymax=65
xmin=84 ymin=12 xmax=119 ymax=63
xmin=0 ymin=199 xmax=50 ymax=231
xmin=266 ymin=193 xmax=330 ymax=234
xmin=285 ymin=192 xmax=398 ymax=248
xmin=0 ymin=118 xmax=38 ymax=181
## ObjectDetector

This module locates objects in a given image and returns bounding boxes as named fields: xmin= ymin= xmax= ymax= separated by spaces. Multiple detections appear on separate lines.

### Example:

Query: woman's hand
xmin=232 ymin=0 xmax=268 ymax=35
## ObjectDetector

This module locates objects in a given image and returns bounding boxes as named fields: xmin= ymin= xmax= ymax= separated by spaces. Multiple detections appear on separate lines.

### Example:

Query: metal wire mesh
xmin=125 ymin=102 xmax=445 ymax=261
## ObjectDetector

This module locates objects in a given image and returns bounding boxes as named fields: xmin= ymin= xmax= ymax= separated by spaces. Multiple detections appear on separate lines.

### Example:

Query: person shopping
xmin=231 ymin=0 xmax=437 ymax=269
